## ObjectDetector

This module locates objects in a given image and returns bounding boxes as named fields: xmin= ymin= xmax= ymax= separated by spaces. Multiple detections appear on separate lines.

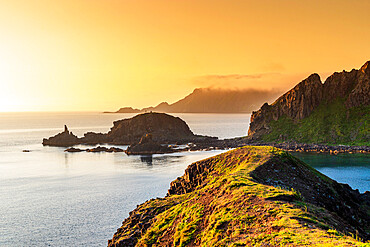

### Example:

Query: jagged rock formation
xmin=43 ymin=112 xmax=217 ymax=147
xmin=42 ymin=125 xmax=80 ymax=147
xmin=125 ymin=134 xmax=174 ymax=155
xmin=108 ymin=147 xmax=369 ymax=246
xmin=107 ymin=88 xmax=281 ymax=113
xmin=248 ymin=61 xmax=370 ymax=145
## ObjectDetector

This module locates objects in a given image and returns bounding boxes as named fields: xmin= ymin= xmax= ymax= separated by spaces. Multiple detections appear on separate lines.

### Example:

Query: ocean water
xmin=0 ymin=112 xmax=368 ymax=246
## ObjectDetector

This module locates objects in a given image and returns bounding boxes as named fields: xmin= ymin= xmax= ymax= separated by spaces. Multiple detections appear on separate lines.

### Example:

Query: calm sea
xmin=0 ymin=112 xmax=368 ymax=247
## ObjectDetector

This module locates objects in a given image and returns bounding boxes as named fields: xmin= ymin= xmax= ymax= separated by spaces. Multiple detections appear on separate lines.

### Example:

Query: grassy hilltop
xmin=108 ymin=147 xmax=369 ymax=246
xmin=248 ymin=61 xmax=370 ymax=146
xmin=262 ymin=99 xmax=370 ymax=146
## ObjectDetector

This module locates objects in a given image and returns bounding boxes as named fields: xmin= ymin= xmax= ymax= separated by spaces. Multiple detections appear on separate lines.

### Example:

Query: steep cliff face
xmin=248 ymin=74 xmax=323 ymax=137
xmin=248 ymin=61 xmax=370 ymax=145
xmin=108 ymin=147 xmax=369 ymax=246
xmin=346 ymin=61 xmax=370 ymax=108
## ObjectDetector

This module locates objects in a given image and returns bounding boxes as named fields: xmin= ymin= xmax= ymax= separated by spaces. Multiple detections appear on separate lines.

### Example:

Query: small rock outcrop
xmin=42 ymin=125 xmax=80 ymax=147
xmin=64 ymin=146 xmax=124 ymax=153
xmin=125 ymin=134 xmax=173 ymax=155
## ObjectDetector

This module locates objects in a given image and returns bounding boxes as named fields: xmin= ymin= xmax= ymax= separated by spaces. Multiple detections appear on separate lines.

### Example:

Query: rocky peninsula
xmin=108 ymin=146 xmax=369 ymax=246
xmin=43 ymin=112 xmax=217 ymax=147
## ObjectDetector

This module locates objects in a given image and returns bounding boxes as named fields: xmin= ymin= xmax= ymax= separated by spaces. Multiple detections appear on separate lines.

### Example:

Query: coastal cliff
xmin=108 ymin=146 xmax=369 ymax=246
xmin=248 ymin=61 xmax=370 ymax=145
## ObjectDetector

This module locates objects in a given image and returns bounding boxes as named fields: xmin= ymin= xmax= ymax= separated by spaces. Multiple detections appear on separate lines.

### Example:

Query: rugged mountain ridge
xmin=248 ymin=61 xmax=370 ymax=145
xmin=109 ymin=88 xmax=281 ymax=114
xmin=108 ymin=147 xmax=369 ymax=246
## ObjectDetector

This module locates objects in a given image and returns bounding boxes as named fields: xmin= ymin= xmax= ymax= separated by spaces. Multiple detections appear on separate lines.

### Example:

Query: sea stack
xmin=42 ymin=125 xmax=80 ymax=147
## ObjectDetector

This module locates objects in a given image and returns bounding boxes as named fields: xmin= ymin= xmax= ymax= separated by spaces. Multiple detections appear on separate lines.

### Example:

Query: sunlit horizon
xmin=1 ymin=0 xmax=369 ymax=112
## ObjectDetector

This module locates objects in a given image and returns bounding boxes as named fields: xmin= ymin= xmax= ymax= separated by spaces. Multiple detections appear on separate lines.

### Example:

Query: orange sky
xmin=0 ymin=0 xmax=369 ymax=112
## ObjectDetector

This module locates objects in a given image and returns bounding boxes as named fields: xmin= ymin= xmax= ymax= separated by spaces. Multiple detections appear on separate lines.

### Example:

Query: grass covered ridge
xmin=109 ymin=146 xmax=369 ymax=247
xmin=261 ymin=98 xmax=370 ymax=146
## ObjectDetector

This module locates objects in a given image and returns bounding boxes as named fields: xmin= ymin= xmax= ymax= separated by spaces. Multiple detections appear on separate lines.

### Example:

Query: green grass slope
xmin=262 ymin=99 xmax=370 ymax=146
xmin=108 ymin=147 xmax=369 ymax=247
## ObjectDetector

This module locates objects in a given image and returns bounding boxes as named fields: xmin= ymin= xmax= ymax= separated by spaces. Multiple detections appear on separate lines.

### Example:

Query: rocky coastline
xmin=48 ymin=128 xmax=370 ymax=155
xmin=43 ymin=110 xmax=369 ymax=155
xmin=178 ymin=138 xmax=370 ymax=154
xmin=42 ymin=112 xmax=217 ymax=147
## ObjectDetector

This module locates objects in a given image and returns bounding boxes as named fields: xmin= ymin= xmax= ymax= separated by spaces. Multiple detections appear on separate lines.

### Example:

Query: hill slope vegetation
xmin=108 ymin=146 xmax=369 ymax=246
xmin=248 ymin=61 xmax=370 ymax=145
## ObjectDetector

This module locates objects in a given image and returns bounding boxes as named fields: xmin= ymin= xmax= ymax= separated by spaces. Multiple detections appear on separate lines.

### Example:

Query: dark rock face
xmin=248 ymin=74 xmax=323 ymax=137
xmin=64 ymin=147 xmax=83 ymax=152
xmin=43 ymin=112 xmax=216 ymax=147
xmin=248 ymin=61 xmax=370 ymax=138
xmin=64 ymin=146 xmax=124 ymax=153
xmin=125 ymin=134 xmax=173 ymax=155
xmin=168 ymin=159 xmax=214 ymax=195
xmin=107 ymin=198 xmax=173 ymax=247
xmin=346 ymin=61 xmax=370 ymax=108
xmin=42 ymin=125 xmax=80 ymax=147
xmin=107 ymin=112 xmax=200 ymax=144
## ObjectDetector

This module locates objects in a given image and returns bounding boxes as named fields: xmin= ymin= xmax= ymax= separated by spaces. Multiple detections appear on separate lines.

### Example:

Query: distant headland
xmin=104 ymin=88 xmax=281 ymax=114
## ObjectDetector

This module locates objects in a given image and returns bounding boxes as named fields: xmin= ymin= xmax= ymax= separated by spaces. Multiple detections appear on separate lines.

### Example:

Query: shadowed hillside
xmin=109 ymin=88 xmax=281 ymax=114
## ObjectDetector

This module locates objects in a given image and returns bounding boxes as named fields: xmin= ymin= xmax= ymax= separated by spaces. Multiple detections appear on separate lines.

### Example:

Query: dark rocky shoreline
xmin=183 ymin=138 xmax=370 ymax=154
xmin=64 ymin=138 xmax=370 ymax=154
xmin=44 ymin=113 xmax=369 ymax=155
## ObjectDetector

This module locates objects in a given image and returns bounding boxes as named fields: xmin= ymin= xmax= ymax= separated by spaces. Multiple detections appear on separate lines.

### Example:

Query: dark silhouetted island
xmin=43 ymin=112 xmax=217 ymax=147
